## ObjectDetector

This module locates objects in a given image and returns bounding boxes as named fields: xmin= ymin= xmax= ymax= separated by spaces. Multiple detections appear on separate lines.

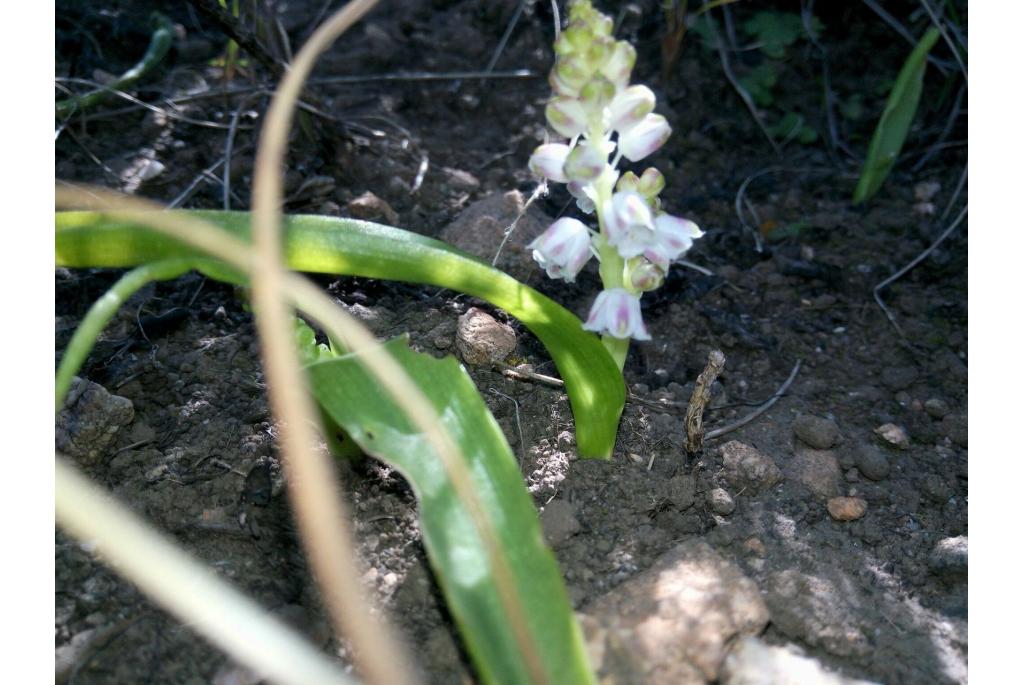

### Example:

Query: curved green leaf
xmin=306 ymin=337 xmax=595 ymax=684
xmin=853 ymin=27 xmax=941 ymax=204
xmin=55 ymin=210 xmax=624 ymax=458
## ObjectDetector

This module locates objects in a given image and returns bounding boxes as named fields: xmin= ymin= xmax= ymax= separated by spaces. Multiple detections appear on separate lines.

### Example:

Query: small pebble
xmin=924 ymin=398 xmax=950 ymax=419
xmin=874 ymin=423 xmax=910 ymax=449
xmin=540 ymin=499 xmax=581 ymax=546
xmin=455 ymin=308 xmax=516 ymax=365
xmin=827 ymin=496 xmax=867 ymax=521
xmin=743 ymin=537 xmax=767 ymax=558
xmin=793 ymin=415 xmax=841 ymax=449
xmin=855 ymin=444 xmax=891 ymax=481
xmin=708 ymin=488 xmax=735 ymax=516
xmin=928 ymin=535 xmax=967 ymax=578
xmin=347 ymin=191 xmax=399 ymax=224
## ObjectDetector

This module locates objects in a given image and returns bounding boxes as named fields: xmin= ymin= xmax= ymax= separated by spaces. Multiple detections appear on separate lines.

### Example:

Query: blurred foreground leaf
xmin=306 ymin=337 xmax=595 ymax=684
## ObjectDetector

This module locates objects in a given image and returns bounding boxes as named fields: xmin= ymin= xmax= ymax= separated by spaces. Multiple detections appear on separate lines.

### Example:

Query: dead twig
xmin=685 ymin=350 xmax=726 ymax=455
xmin=705 ymin=359 xmax=801 ymax=440
xmin=873 ymin=205 xmax=967 ymax=338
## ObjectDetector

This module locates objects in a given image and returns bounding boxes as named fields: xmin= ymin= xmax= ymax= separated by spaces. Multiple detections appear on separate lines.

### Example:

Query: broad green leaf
xmin=306 ymin=338 xmax=596 ymax=685
xmin=853 ymin=27 xmax=941 ymax=204
xmin=55 ymin=210 xmax=624 ymax=458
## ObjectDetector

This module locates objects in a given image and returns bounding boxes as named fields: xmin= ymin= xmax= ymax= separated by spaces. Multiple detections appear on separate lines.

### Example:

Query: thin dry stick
xmin=249 ymin=0 xmax=549 ymax=679
xmin=873 ymin=205 xmax=967 ymax=337
xmin=685 ymin=349 xmax=726 ymax=454
xmin=55 ymin=457 xmax=356 ymax=685
xmin=705 ymin=359 xmax=802 ymax=440
xmin=246 ymin=2 xmax=421 ymax=684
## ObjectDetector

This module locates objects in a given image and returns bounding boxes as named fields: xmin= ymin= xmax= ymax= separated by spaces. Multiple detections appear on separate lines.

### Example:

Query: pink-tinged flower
xmin=583 ymin=288 xmax=651 ymax=341
xmin=528 ymin=143 xmax=571 ymax=183
xmin=601 ymin=191 xmax=655 ymax=258
xmin=567 ymin=181 xmax=596 ymax=214
xmin=608 ymin=85 xmax=656 ymax=134
xmin=563 ymin=141 xmax=607 ymax=183
xmin=627 ymin=259 xmax=665 ymax=292
xmin=545 ymin=97 xmax=588 ymax=138
xmin=529 ymin=217 xmax=593 ymax=282
xmin=617 ymin=113 xmax=671 ymax=162
xmin=643 ymin=213 xmax=704 ymax=270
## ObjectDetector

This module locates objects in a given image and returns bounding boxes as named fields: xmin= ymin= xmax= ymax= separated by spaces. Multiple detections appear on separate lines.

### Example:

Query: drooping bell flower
xmin=528 ymin=217 xmax=593 ymax=282
xmin=582 ymin=288 xmax=651 ymax=341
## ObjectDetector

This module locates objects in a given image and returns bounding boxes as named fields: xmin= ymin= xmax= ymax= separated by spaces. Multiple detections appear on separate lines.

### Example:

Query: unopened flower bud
xmin=583 ymin=288 xmax=651 ymax=341
xmin=552 ymin=55 xmax=591 ymax=97
xmin=608 ymin=85 xmax=656 ymax=134
xmin=617 ymin=113 xmax=672 ymax=162
xmin=616 ymin=171 xmax=641 ymax=194
xmin=600 ymin=41 xmax=636 ymax=89
xmin=579 ymin=76 xmax=616 ymax=115
xmin=529 ymin=217 xmax=593 ymax=282
xmin=637 ymin=168 xmax=666 ymax=199
xmin=563 ymin=141 xmax=606 ymax=183
xmin=627 ymin=259 xmax=666 ymax=292
xmin=546 ymin=97 xmax=588 ymax=138
xmin=528 ymin=143 xmax=571 ymax=183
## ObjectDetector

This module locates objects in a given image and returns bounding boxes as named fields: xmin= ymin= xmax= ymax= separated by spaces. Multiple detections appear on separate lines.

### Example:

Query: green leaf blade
xmin=307 ymin=340 xmax=596 ymax=685
xmin=853 ymin=27 xmax=941 ymax=204
xmin=55 ymin=210 xmax=624 ymax=458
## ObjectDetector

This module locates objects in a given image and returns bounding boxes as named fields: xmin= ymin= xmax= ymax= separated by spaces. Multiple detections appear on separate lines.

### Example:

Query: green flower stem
xmin=592 ymin=144 xmax=631 ymax=371
xmin=55 ymin=258 xmax=195 ymax=411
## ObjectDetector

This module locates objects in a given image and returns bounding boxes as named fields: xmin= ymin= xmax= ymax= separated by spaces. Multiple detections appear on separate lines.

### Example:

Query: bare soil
xmin=56 ymin=1 xmax=967 ymax=683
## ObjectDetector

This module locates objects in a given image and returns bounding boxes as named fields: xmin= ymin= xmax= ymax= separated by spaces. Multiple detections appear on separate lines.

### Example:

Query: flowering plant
xmin=528 ymin=0 xmax=703 ymax=369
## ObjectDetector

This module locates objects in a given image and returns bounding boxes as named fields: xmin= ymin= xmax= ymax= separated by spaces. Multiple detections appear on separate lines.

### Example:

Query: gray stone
xmin=923 ymin=398 xmax=950 ymax=419
xmin=765 ymin=568 xmax=870 ymax=658
xmin=579 ymin=540 xmax=769 ymax=684
xmin=708 ymin=488 xmax=736 ymax=515
xmin=455 ymin=308 xmax=516 ymax=365
xmin=792 ymin=415 xmax=840 ymax=449
xmin=855 ymin=444 xmax=891 ymax=481
xmin=721 ymin=636 xmax=881 ymax=685
xmin=787 ymin=445 xmax=842 ymax=498
xmin=540 ymin=499 xmax=581 ymax=547
xmin=929 ymin=536 xmax=967 ymax=578
xmin=941 ymin=413 xmax=968 ymax=448
xmin=719 ymin=441 xmax=783 ymax=494
xmin=438 ymin=190 xmax=551 ymax=282
xmin=56 ymin=377 xmax=135 ymax=465
xmin=874 ymin=423 xmax=910 ymax=449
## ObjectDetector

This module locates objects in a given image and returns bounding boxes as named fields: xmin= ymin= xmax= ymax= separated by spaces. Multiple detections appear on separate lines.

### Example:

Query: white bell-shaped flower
xmin=617 ymin=113 xmax=671 ymax=162
xmin=607 ymin=85 xmax=656 ymax=134
xmin=528 ymin=143 xmax=572 ymax=183
xmin=528 ymin=218 xmax=593 ymax=282
xmin=601 ymin=191 xmax=656 ymax=258
xmin=643 ymin=213 xmax=703 ymax=270
xmin=583 ymin=288 xmax=651 ymax=341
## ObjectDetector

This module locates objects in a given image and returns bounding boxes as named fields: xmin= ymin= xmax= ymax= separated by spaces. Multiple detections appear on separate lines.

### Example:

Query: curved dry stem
xmin=55 ymin=457 xmax=356 ymax=685
xmin=250 ymin=0 xmax=547 ymax=682
xmin=247 ymin=2 xmax=420 ymax=684
xmin=55 ymin=184 xmax=549 ymax=684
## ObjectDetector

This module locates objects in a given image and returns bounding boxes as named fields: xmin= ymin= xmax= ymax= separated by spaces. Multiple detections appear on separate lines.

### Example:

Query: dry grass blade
xmin=249 ymin=0 xmax=548 ymax=681
xmin=55 ymin=457 xmax=356 ymax=685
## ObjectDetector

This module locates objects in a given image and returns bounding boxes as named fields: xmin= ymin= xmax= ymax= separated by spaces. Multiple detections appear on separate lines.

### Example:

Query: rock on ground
xmin=578 ymin=540 xmax=769 ymax=684
xmin=765 ymin=568 xmax=870 ymax=658
xmin=792 ymin=415 xmax=841 ymax=449
xmin=455 ymin=307 xmax=516 ymax=365
xmin=540 ymin=499 xmax=581 ymax=547
xmin=719 ymin=441 xmax=783 ymax=494
xmin=438 ymin=190 xmax=551 ymax=282
xmin=721 ymin=636 xmax=881 ymax=685
xmin=929 ymin=536 xmax=967 ymax=579
xmin=56 ymin=376 xmax=134 ymax=465
xmin=786 ymin=445 xmax=842 ymax=498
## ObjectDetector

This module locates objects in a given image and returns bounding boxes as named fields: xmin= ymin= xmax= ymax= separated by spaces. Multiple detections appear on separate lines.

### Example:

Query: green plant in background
xmin=853 ymin=27 xmax=941 ymax=203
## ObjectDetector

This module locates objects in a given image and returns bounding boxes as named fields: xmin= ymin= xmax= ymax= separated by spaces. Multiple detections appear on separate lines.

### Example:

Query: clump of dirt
xmin=57 ymin=1 xmax=966 ymax=683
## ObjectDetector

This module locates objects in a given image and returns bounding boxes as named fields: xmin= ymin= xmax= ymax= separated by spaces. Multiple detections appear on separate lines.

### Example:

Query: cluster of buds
xmin=526 ymin=0 xmax=702 ymax=346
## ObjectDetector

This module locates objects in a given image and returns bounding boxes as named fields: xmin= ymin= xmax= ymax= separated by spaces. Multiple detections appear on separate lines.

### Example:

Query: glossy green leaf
xmin=55 ymin=210 xmax=625 ymax=458
xmin=306 ymin=338 xmax=595 ymax=684
xmin=853 ymin=27 xmax=941 ymax=204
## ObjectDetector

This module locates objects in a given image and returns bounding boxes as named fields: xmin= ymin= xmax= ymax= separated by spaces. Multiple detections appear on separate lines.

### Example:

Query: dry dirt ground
xmin=56 ymin=1 xmax=967 ymax=683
